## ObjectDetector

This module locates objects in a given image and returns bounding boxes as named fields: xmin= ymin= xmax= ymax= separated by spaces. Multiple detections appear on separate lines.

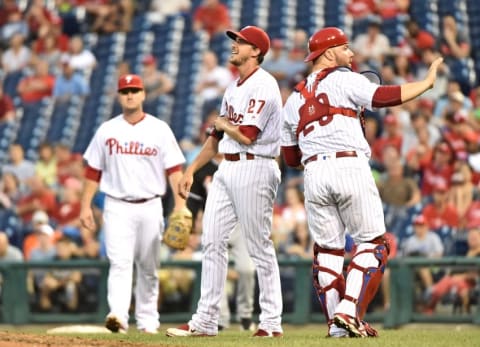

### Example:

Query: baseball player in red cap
xmin=281 ymin=27 xmax=443 ymax=337
xmin=80 ymin=74 xmax=187 ymax=334
xmin=166 ymin=25 xmax=284 ymax=338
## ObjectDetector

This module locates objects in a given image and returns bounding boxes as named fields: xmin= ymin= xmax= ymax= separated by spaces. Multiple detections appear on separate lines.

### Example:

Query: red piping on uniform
xmin=237 ymin=67 xmax=260 ymax=86
xmin=125 ymin=113 xmax=146 ymax=125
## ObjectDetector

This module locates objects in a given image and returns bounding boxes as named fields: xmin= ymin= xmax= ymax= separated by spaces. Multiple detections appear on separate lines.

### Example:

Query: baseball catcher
xmin=163 ymin=207 xmax=193 ymax=250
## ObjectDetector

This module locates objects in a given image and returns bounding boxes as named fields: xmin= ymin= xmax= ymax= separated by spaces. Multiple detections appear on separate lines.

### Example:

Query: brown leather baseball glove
xmin=163 ymin=207 xmax=193 ymax=250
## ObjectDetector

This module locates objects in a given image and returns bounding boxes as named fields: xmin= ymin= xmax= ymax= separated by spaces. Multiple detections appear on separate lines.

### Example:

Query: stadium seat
xmin=433 ymin=226 xmax=457 ymax=256
xmin=2 ymin=71 xmax=24 ymax=99
xmin=381 ymin=14 xmax=408 ymax=46
xmin=0 ymin=208 xmax=23 ymax=249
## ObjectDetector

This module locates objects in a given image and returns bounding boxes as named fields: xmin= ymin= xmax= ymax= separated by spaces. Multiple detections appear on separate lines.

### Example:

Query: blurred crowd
xmin=1 ymin=0 xmax=480 ymax=316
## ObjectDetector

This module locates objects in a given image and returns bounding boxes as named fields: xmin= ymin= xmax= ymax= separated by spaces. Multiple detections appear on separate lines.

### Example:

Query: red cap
xmin=50 ymin=14 xmax=63 ymax=26
xmin=226 ymin=26 xmax=270 ymax=55
xmin=416 ymin=31 xmax=435 ymax=49
xmin=436 ymin=142 xmax=452 ymax=154
xmin=433 ymin=180 xmax=448 ymax=193
xmin=453 ymin=110 xmax=468 ymax=123
xmin=271 ymin=38 xmax=284 ymax=49
xmin=118 ymin=74 xmax=144 ymax=91
xmin=142 ymin=54 xmax=156 ymax=65
xmin=413 ymin=215 xmax=427 ymax=225
xmin=418 ymin=98 xmax=434 ymax=111
xmin=463 ymin=130 xmax=480 ymax=143
xmin=384 ymin=114 xmax=397 ymax=125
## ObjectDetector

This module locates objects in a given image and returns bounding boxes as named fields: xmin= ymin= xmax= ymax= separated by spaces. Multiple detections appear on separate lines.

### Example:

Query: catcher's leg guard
xmin=312 ymin=244 xmax=346 ymax=331
xmin=343 ymin=236 xmax=389 ymax=319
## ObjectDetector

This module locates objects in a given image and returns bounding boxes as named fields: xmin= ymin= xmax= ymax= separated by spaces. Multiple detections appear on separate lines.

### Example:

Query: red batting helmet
xmin=304 ymin=27 xmax=349 ymax=62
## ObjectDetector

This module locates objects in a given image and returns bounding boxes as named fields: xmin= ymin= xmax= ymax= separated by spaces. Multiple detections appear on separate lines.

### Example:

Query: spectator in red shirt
xmin=464 ymin=200 xmax=480 ymax=230
xmin=346 ymin=0 xmax=377 ymax=20
xmin=399 ymin=19 xmax=436 ymax=64
xmin=422 ymin=181 xmax=460 ymax=230
xmin=424 ymin=227 xmax=480 ymax=314
xmin=371 ymin=114 xmax=403 ymax=166
xmin=442 ymin=110 xmax=471 ymax=158
xmin=0 ymin=0 xmax=20 ymax=27
xmin=16 ymin=174 xmax=57 ymax=224
xmin=440 ymin=15 xmax=471 ymax=61
xmin=24 ymin=0 xmax=56 ymax=41
xmin=32 ymin=16 xmax=70 ymax=55
xmin=420 ymin=142 xmax=455 ymax=196
xmin=377 ymin=0 xmax=409 ymax=19
xmin=55 ymin=142 xmax=83 ymax=187
xmin=405 ymin=125 xmax=434 ymax=178
xmin=17 ymin=59 xmax=55 ymax=103
xmin=53 ymin=183 xmax=83 ymax=242
xmin=448 ymin=163 xmax=479 ymax=230
xmin=192 ymin=0 xmax=231 ymax=40
xmin=54 ymin=185 xmax=81 ymax=227
xmin=0 ymin=84 xmax=15 ymax=123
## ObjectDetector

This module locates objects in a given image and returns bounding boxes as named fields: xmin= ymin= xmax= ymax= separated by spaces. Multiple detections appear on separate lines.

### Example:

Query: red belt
xmin=118 ymin=195 xmax=161 ymax=204
xmin=304 ymin=151 xmax=358 ymax=165
xmin=224 ymin=153 xmax=256 ymax=161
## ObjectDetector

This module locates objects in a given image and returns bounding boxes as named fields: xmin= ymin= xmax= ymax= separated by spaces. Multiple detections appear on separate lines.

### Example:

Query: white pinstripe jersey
xmin=83 ymin=114 xmax=185 ymax=199
xmin=281 ymin=68 xmax=379 ymax=162
xmin=218 ymin=67 xmax=282 ymax=157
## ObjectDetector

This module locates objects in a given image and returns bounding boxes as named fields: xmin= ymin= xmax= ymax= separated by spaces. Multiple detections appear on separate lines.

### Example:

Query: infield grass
xmin=4 ymin=323 xmax=479 ymax=347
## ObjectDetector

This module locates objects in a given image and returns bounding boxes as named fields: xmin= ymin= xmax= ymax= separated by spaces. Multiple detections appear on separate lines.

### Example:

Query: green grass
xmin=3 ymin=323 xmax=480 ymax=347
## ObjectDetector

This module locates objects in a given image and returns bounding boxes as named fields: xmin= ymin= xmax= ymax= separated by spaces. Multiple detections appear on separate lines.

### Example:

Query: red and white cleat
xmin=333 ymin=313 xmax=367 ymax=338
xmin=165 ymin=323 xmax=215 ymax=337
xmin=252 ymin=328 xmax=283 ymax=337
xmin=360 ymin=320 xmax=379 ymax=337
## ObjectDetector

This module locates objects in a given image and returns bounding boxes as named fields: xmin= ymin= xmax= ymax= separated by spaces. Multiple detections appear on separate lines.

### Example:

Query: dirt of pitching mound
xmin=0 ymin=331 xmax=175 ymax=347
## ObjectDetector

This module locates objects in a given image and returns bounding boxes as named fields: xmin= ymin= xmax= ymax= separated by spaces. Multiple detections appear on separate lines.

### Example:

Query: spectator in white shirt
xmin=352 ymin=16 xmax=392 ymax=72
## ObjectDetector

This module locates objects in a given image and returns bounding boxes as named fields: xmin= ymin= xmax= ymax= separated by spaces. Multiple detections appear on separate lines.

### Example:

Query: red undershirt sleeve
xmin=84 ymin=165 xmax=102 ymax=182
xmin=166 ymin=164 xmax=182 ymax=176
xmin=372 ymin=85 xmax=402 ymax=107
xmin=239 ymin=125 xmax=260 ymax=141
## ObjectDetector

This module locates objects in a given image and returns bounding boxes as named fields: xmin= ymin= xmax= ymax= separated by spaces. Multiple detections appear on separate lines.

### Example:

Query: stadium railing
xmin=0 ymin=258 xmax=479 ymax=327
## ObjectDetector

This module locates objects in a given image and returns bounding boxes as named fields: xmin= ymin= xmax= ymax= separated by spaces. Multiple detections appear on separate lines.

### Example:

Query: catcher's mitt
xmin=163 ymin=207 xmax=193 ymax=250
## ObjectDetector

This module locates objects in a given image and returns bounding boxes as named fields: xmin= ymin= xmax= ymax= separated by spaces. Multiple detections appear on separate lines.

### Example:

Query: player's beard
xmin=229 ymin=54 xmax=247 ymax=67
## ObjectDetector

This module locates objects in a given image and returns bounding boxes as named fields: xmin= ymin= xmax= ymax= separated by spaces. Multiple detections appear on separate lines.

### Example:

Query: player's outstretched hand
xmin=425 ymin=56 xmax=444 ymax=89
xmin=178 ymin=171 xmax=194 ymax=200
xmin=80 ymin=207 xmax=96 ymax=231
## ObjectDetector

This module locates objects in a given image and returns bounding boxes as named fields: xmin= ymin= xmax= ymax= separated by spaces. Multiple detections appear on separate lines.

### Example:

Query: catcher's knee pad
xmin=312 ymin=243 xmax=346 ymax=322
xmin=345 ymin=236 xmax=389 ymax=319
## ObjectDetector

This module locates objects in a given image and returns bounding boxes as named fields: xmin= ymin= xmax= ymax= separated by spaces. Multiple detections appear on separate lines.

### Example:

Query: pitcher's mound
xmin=47 ymin=325 xmax=111 ymax=334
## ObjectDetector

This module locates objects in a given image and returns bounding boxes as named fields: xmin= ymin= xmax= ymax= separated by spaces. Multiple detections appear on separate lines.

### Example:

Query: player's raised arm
xmin=399 ymin=56 xmax=443 ymax=102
